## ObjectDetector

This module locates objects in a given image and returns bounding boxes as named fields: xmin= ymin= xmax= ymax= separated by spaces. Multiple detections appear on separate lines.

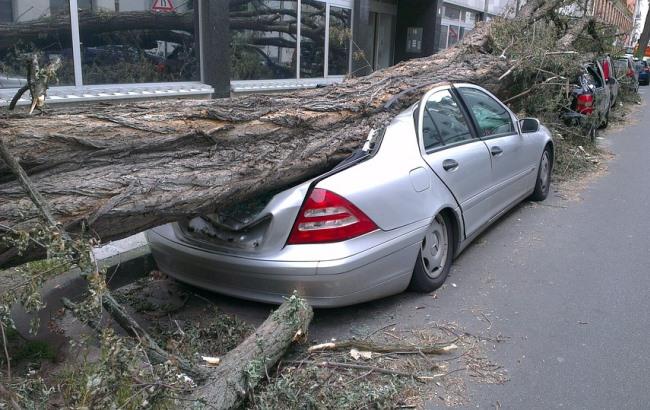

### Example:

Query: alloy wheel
xmin=420 ymin=215 xmax=449 ymax=279
xmin=539 ymin=151 xmax=551 ymax=193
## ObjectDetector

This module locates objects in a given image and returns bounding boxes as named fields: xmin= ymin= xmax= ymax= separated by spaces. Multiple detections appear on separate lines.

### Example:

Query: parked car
xmin=562 ymin=62 xmax=611 ymax=141
xmin=636 ymin=60 xmax=649 ymax=86
xmin=598 ymin=55 xmax=619 ymax=108
xmin=147 ymin=83 xmax=554 ymax=307
xmin=614 ymin=56 xmax=639 ymax=93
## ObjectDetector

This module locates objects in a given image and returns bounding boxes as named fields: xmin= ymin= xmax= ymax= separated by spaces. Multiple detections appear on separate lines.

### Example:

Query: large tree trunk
xmin=0 ymin=25 xmax=504 ymax=239
xmin=0 ymin=0 xmax=593 ymax=266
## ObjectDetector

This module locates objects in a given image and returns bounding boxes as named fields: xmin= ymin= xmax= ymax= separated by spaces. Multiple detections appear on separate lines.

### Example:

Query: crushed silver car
xmin=147 ymin=83 xmax=554 ymax=307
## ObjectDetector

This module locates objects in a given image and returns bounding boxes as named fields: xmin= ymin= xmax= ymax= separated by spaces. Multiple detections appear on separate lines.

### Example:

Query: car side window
xmin=457 ymin=87 xmax=514 ymax=137
xmin=421 ymin=90 xmax=473 ymax=151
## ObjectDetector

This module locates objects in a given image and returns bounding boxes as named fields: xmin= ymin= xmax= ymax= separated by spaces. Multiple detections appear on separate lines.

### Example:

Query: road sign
xmin=152 ymin=0 xmax=175 ymax=12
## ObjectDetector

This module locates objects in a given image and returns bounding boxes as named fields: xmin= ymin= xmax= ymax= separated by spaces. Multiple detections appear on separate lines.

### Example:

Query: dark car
xmin=562 ymin=61 xmax=611 ymax=141
xmin=598 ymin=55 xmax=619 ymax=108
xmin=562 ymin=62 xmax=611 ymax=141
xmin=614 ymin=56 xmax=639 ymax=93
xmin=637 ymin=60 xmax=649 ymax=86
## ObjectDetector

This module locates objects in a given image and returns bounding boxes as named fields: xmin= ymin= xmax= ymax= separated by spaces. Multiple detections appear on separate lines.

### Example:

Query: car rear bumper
xmin=561 ymin=111 xmax=595 ymax=128
xmin=146 ymin=223 xmax=427 ymax=307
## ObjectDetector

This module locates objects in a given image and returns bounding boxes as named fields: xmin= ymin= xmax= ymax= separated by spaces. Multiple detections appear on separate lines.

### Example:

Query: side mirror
xmin=519 ymin=118 xmax=540 ymax=133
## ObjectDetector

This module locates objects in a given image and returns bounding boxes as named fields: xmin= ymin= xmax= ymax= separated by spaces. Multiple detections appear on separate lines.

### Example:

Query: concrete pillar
xmin=199 ymin=0 xmax=231 ymax=98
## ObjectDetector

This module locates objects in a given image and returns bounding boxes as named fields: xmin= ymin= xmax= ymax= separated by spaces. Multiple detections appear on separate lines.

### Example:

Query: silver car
xmin=147 ymin=83 xmax=553 ymax=307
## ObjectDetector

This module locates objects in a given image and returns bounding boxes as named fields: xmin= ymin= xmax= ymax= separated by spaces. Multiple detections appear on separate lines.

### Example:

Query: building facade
xmin=0 ymin=0 xmax=485 ymax=106
xmin=435 ymin=0 xmax=510 ymax=51
xmin=592 ymin=0 xmax=636 ymax=46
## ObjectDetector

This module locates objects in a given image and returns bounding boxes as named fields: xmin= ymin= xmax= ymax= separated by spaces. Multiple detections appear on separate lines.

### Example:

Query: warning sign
xmin=152 ymin=0 xmax=175 ymax=12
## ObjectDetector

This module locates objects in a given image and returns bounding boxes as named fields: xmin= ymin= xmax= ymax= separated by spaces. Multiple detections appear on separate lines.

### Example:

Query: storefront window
xmin=300 ymin=0 xmax=326 ymax=78
xmin=444 ymin=5 xmax=461 ymax=20
xmin=230 ymin=0 xmax=298 ymax=81
xmin=0 ymin=0 xmax=75 ymax=89
xmin=448 ymin=26 xmax=459 ymax=47
xmin=328 ymin=6 xmax=351 ymax=76
xmin=78 ymin=1 xmax=197 ymax=85
xmin=439 ymin=24 xmax=449 ymax=51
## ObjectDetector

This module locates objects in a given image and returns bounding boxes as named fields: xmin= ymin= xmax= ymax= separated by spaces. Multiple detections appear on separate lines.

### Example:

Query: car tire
xmin=586 ymin=123 xmax=598 ymax=141
xmin=409 ymin=213 xmax=453 ymax=292
xmin=599 ymin=110 xmax=609 ymax=129
xmin=529 ymin=147 xmax=552 ymax=202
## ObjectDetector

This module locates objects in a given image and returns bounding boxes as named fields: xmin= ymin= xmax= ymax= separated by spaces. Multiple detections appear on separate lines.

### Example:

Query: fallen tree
xmin=0 ymin=0 xmax=602 ymax=267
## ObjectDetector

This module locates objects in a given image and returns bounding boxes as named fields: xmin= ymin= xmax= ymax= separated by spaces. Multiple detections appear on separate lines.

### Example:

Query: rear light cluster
xmin=576 ymin=94 xmax=594 ymax=115
xmin=287 ymin=188 xmax=378 ymax=244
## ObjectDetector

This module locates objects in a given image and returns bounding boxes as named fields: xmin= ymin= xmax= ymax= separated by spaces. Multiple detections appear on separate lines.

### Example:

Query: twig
xmin=544 ymin=50 xmax=578 ymax=55
xmin=1 ymin=321 xmax=11 ymax=380
xmin=0 ymin=382 xmax=21 ymax=410
xmin=308 ymin=339 xmax=458 ymax=355
xmin=285 ymin=360 xmax=435 ymax=381
xmin=363 ymin=322 xmax=397 ymax=340
xmin=498 ymin=60 xmax=523 ymax=81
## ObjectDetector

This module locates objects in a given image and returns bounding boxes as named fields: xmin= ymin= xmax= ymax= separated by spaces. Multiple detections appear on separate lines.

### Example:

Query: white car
xmin=147 ymin=83 xmax=554 ymax=307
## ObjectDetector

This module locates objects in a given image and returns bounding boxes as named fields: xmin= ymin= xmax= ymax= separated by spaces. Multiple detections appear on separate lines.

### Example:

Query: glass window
xmin=448 ymin=26 xmax=459 ymax=47
xmin=300 ymin=0 xmax=326 ymax=78
xmin=0 ymin=0 xmax=75 ymax=89
xmin=458 ymin=87 xmax=514 ymax=137
xmin=78 ymin=1 xmax=198 ymax=85
xmin=439 ymin=25 xmax=449 ymax=50
xmin=328 ymin=6 xmax=351 ymax=76
xmin=444 ymin=5 xmax=461 ymax=20
xmin=230 ymin=0 xmax=298 ymax=81
xmin=422 ymin=90 xmax=473 ymax=150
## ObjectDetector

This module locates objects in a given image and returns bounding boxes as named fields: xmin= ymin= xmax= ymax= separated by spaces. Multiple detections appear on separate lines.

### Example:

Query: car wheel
xmin=586 ymin=123 xmax=598 ymax=141
xmin=529 ymin=147 xmax=552 ymax=201
xmin=598 ymin=110 xmax=609 ymax=129
xmin=409 ymin=213 xmax=453 ymax=292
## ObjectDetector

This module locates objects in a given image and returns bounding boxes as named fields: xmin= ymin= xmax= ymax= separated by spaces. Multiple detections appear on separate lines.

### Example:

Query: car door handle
xmin=442 ymin=159 xmax=459 ymax=171
xmin=491 ymin=146 xmax=503 ymax=156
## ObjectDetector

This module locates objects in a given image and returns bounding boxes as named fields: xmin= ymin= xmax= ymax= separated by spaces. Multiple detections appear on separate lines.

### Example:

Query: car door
xmin=455 ymin=85 xmax=537 ymax=216
xmin=589 ymin=63 xmax=611 ymax=119
xmin=417 ymin=87 xmax=494 ymax=237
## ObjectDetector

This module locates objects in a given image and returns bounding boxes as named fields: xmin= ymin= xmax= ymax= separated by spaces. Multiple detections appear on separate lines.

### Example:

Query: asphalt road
xmin=209 ymin=88 xmax=650 ymax=409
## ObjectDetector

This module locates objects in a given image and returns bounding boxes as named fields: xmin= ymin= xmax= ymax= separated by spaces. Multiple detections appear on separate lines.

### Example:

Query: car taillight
xmin=627 ymin=68 xmax=634 ymax=77
xmin=645 ymin=67 xmax=650 ymax=73
xmin=576 ymin=94 xmax=594 ymax=115
xmin=287 ymin=188 xmax=378 ymax=244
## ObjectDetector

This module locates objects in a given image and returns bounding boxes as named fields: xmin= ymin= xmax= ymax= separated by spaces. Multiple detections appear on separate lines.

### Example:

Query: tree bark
xmin=190 ymin=295 xmax=313 ymax=408
xmin=635 ymin=8 xmax=650 ymax=60
xmin=0 ymin=1 xmax=594 ymax=266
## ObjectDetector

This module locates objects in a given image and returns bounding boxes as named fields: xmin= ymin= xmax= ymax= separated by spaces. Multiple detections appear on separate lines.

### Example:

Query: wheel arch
xmin=437 ymin=207 xmax=461 ymax=258
xmin=544 ymin=140 xmax=555 ymax=172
